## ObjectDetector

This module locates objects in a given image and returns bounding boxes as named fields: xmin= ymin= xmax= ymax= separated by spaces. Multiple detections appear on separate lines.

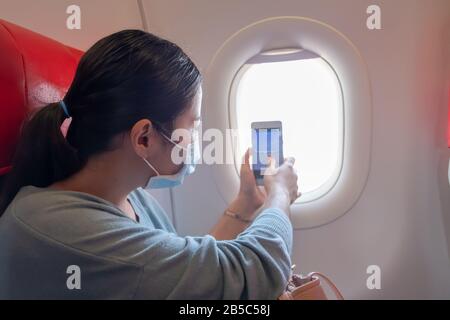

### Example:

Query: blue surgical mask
xmin=142 ymin=130 xmax=200 ymax=189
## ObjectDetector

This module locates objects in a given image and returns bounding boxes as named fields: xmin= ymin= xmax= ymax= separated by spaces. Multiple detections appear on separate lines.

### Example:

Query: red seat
xmin=0 ymin=20 xmax=83 ymax=176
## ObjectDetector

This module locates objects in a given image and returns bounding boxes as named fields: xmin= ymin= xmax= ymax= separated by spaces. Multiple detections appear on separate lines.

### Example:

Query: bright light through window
xmin=232 ymin=54 xmax=343 ymax=199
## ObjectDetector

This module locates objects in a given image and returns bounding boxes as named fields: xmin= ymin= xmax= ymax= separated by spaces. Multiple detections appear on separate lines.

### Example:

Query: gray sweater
xmin=0 ymin=186 xmax=293 ymax=299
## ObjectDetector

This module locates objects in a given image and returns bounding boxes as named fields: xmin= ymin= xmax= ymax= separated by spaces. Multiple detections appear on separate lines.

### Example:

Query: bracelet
xmin=224 ymin=209 xmax=254 ymax=223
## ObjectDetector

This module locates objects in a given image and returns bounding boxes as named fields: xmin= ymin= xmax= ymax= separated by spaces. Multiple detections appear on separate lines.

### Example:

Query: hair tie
xmin=59 ymin=100 xmax=71 ymax=118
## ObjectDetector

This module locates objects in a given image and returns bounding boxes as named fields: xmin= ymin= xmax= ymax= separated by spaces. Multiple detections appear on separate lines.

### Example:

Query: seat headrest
xmin=0 ymin=19 xmax=83 ymax=175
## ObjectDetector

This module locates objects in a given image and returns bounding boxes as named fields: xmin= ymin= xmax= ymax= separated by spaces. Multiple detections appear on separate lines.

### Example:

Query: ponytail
xmin=0 ymin=102 xmax=81 ymax=215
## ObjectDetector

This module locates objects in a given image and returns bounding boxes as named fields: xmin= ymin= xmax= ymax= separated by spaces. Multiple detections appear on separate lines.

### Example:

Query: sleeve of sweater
xmin=134 ymin=208 xmax=293 ymax=300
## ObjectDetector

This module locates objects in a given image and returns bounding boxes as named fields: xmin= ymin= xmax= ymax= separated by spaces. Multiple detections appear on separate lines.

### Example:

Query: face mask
xmin=142 ymin=129 xmax=201 ymax=189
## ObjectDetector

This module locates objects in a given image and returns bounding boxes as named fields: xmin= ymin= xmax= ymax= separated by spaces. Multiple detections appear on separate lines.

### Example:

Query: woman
xmin=0 ymin=30 xmax=299 ymax=299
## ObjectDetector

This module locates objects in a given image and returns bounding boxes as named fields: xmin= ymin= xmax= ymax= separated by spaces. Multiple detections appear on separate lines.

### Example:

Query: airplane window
xmin=231 ymin=49 xmax=343 ymax=202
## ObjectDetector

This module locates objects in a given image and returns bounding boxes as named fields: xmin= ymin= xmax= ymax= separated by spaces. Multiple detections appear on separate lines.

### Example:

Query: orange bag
xmin=278 ymin=269 xmax=344 ymax=300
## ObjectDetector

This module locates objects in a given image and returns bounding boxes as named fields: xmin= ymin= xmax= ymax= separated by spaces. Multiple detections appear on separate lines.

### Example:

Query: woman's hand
xmin=211 ymin=150 xmax=299 ymax=240
xmin=261 ymin=156 xmax=301 ymax=216
xmin=227 ymin=148 xmax=266 ymax=220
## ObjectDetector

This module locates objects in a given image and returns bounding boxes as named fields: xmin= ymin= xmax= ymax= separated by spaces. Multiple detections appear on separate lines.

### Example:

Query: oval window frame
xmin=204 ymin=16 xmax=372 ymax=229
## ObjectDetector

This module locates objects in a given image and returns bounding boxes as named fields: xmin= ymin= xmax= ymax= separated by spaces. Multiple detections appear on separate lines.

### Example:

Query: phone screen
xmin=251 ymin=125 xmax=283 ymax=184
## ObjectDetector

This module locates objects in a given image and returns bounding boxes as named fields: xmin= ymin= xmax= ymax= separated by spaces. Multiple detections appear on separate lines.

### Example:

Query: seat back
xmin=0 ymin=19 xmax=83 ymax=177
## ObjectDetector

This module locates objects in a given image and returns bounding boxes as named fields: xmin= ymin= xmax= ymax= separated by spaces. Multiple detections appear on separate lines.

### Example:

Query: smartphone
xmin=251 ymin=121 xmax=284 ymax=186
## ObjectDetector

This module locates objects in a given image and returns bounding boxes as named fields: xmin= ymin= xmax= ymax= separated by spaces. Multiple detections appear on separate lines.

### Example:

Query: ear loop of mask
xmin=142 ymin=157 xmax=160 ymax=176
xmin=140 ymin=124 xmax=165 ymax=176
xmin=141 ymin=128 xmax=190 ymax=176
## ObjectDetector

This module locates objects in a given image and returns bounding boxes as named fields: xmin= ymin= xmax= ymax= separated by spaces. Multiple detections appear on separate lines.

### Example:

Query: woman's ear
xmin=130 ymin=119 xmax=153 ymax=158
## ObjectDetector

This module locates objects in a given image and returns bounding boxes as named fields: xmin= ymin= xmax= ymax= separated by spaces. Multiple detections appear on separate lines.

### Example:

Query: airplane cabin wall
xmin=0 ymin=0 xmax=449 ymax=299
xmin=141 ymin=0 xmax=450 ymax=299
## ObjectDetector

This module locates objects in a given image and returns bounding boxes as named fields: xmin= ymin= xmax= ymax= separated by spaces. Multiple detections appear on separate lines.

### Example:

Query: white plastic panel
xmin=205 ymin=16 xmax=372 ymax=229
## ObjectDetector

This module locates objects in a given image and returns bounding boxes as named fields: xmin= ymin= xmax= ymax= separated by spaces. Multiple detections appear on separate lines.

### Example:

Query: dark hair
xmin=0 ymin=30 xmax=202 ymax=215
